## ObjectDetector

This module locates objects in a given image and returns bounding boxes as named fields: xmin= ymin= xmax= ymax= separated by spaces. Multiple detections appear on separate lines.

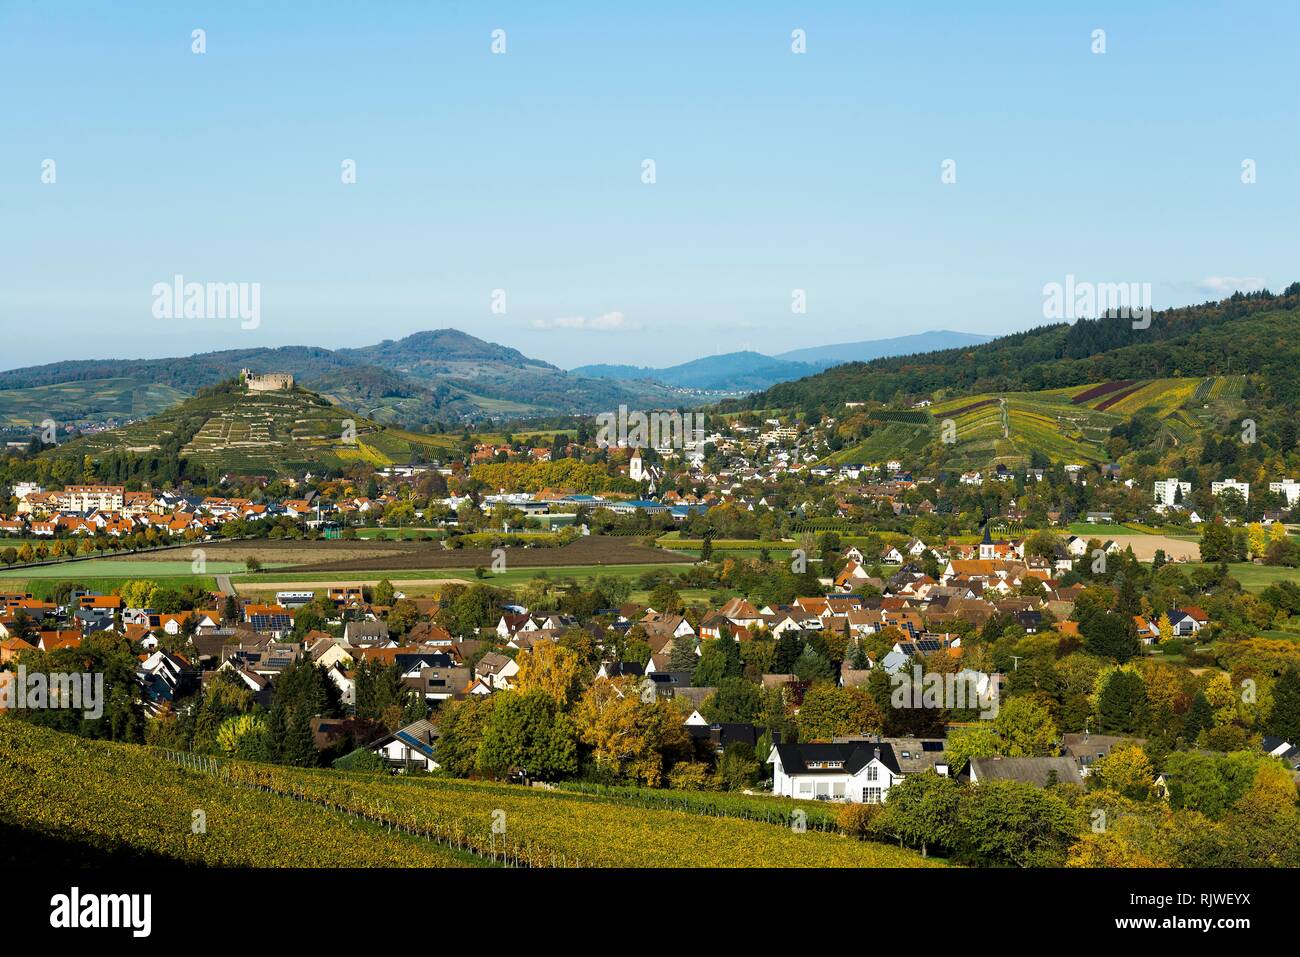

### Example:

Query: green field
xmin=230 ymin=561 xmax=711 ymax=602
xmin=1068 ymin=523 xmax=1144 ymax=537
xmin=1186 ymin=563 xmax=1300 ymax=593
xmin=2 ymin=576 xmax=220 ymax=600
xmin=0 ymin=559 xmax=259 ymax=580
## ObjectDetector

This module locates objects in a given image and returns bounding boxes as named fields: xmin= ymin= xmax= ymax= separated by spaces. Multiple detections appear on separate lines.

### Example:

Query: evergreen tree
xmin=694 ymin=637 xmax=743 ymax=686
xmin=667 ymin=635 xmax=699 ymax=677
xmin=1183 ymin=692 xmax=1214 ymax=743
xmin=284 ymin=713 xmax=319 ymax=767
xmin=1267 ymin=669 xmax=1300 ymax=744
xmin=1096 ymin=669 xmax=1148 ymax=733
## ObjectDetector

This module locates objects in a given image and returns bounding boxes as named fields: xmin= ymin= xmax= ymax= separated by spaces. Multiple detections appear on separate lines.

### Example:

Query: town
xmin=3 ymin=384 xmax=1300 ymax=869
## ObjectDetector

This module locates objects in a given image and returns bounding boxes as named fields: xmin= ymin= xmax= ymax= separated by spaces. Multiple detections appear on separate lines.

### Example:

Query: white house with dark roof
xmin=768 ymin=741 xmax=904 ymax=803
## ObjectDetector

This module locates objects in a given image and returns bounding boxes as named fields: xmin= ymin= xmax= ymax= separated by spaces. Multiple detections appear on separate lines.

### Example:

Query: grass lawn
xmin=1185 ymin=562 xmax=1300 ymax=592
xmin=352 ymin=527 xmax=444 ymax=540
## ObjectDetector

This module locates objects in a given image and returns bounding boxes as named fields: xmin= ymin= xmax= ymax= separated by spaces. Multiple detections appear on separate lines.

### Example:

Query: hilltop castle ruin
xmin=241 ymin=369 xmax=295 ymax=392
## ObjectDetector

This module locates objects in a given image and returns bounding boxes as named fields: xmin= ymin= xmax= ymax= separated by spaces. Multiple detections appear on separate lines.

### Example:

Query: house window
xmin=831 ymin=782 xmax=846 ymax=798
xmin=866 ymin=765 xmax=878 ymax=782
xmin=798 ymin=781 xmax=813 ymax=795
xmin=864 ymin=787 xmax=882 ymax=804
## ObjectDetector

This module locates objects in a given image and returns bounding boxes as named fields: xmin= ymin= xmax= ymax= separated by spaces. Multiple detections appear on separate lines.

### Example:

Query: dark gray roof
xmin=1060 ymin=733 xmax=1147 ymax=765
xmin=968 ymin=756 xmax=1083 ymax=787
xmin=772 ymin=742 xmax=901 ymax=776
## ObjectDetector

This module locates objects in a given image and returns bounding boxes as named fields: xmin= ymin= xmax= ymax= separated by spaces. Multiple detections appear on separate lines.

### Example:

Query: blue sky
xmin=2 ymin=1 xmax=1297 ymax=370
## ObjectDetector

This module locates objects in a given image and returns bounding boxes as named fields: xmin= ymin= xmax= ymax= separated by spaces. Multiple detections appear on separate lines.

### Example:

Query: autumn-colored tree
xmin=795 ymin=683 xmax=885 ymax=742
xmin=573 ymin=677 xmax=689 ymax=786
xmin=515 ymin=640 xmax=584 ymax=707
xmin=992 ymin=696 xmax=1059 ymax=756
xmin=1066 ymin=830 xmax=1161 ymax=868
xmin=1247 ymin=522 xmax=1268 ymax=559
xmin=1090 ymin=744 xmax=1155 ymax=801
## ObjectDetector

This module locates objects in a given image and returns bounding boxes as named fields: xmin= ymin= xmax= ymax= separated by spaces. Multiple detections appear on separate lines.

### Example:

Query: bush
xmin=837 ymin=802 xmax=882 ymax=840
xmin=667 ymin=761 xmax=719 ymax=791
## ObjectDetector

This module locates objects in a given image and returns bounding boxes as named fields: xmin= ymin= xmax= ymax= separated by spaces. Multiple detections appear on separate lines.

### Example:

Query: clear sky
xmin=2 ymin=1 xmax=1297 ymax=370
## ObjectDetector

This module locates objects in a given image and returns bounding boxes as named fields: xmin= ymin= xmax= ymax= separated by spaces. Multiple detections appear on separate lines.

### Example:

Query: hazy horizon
xmin=4 ymin=1 xmax=1297 ymax=369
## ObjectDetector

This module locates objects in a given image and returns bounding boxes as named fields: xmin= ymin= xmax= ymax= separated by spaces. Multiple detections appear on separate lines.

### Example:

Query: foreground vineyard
xmin=0 ymin=721 xmax=478 ymax=867
xmin=225 ymin=762 xmax=944 ymax=868
xmin=0 ymin=722 xmax=941 ymax=868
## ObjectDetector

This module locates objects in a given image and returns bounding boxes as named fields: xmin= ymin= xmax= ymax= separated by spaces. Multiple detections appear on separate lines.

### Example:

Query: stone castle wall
xmin=242 ymin=369 xmax=295 ymax=392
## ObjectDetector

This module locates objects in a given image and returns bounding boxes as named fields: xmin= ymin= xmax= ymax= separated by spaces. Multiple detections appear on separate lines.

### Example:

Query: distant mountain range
xmin=0 ymin=327 xmax=993 ymax=430
xmin=773 ymin=330 xmax=994 ymax=365
xmin=0 ymin=330 xmax=686 ymax=430
xmin=571 ymin=330 xmax=993 ymax=392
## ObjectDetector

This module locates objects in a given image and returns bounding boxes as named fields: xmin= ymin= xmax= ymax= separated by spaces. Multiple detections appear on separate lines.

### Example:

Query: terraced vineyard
xmin=48 ymin=386 xmax=449 ymax=475
xmin=821 ymin=376 xmax=1245 ymax=469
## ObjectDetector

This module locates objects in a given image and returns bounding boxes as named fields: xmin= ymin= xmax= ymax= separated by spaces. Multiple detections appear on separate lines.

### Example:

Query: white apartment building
xmin=56 ymin=484 xmax=126 ymax=512
xmin=1211 ymin=479 xmax=1250 ymax=501
xmin=1269 ymin=480 xmax=1300 ymax=506
xmin=1153 ymin=478 xmax=1191 ymax=507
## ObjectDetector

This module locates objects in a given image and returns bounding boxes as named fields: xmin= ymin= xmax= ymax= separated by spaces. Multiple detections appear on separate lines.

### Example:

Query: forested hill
xmin=727 ymin=284 xmax=1300 ymax=415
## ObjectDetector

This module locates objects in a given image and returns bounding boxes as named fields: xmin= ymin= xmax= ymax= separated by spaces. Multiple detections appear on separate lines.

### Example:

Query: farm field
xmin=1098 ymin=535 xmax=1200 ymax=562
xmin=823 ymin=376 xmax=1244 ymax=470
xmin=266 ymin=536 xmax=693 ymax=573
xmin=655 ymin=536 xmax=794 ymax=550
xmin=231 ymin=562 xmax=710 ymax=600
xmin=1 ymin=576 xmax=219 ymax=600
xmin=0 ymin=377 xmax=189 ymax=428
